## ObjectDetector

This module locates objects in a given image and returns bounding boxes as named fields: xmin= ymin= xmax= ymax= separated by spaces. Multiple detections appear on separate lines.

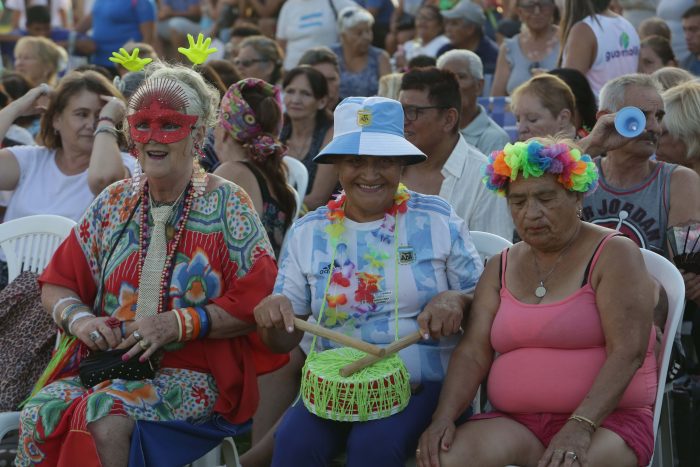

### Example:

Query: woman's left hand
xmin=417 ymin=290 xmax=468 ymax=340
xmin=537 ymin=421 xmax=592 ymax=467
xmin=117 ymin=311 xmax=179 ymax=361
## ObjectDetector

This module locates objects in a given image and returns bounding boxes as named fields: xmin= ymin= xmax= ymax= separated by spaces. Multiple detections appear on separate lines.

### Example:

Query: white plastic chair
xmin=283 ymin=156 xmax=309 ymax=220
xmin=0 ymin=215 xmax=75 ymax=457
xmin=0 ymin=214 xmax=76 ymax=282
xmin=470 ymin=230 xmax=512 ymax=265
xmin=641 ymin=249 xmax=685 ymax=467
xmin=467 ymin=231 xmax=512 ymax=416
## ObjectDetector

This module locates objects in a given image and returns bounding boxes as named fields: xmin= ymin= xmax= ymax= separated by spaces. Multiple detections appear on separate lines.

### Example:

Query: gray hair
xmin=599 ymin=73 xmax=662 ymax=112
xmin=436 ymin=49 xmax=484 ymax=80
xmin=141 ymin=62 xmax=220 ymax=129
xmin=337 ymin=6 xmax=374 ymax=33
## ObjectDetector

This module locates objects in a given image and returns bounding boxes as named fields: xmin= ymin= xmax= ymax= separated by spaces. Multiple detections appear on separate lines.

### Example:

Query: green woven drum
xmin=300 ymin=347 xmax=411 ymax=422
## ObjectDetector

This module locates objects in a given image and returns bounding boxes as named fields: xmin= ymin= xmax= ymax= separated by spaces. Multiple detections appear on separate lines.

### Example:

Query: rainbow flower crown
xmin=483 ymin=140 xmax=599 ymax=196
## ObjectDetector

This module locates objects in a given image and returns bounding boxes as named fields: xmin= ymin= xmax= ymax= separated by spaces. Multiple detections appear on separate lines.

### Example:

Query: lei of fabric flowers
xmin=317 ymin=183 xmax=410 ymax=327
xmin=219 ymin=78 xmax=286 ymax=162
xmin=482 ymin=140 xmax=599 ymax=196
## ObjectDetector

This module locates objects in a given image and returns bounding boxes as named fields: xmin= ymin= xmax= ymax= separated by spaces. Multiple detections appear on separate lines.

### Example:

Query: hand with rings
xmin=537 ymin=422 xmax=590 ymax=467
xmin=416 ymin=416 xmax=456 ymax=467
xmin=73 ymin=316 xmax=122 ymax=351
xmin=117 ymin=312 xmax=179 ymax=362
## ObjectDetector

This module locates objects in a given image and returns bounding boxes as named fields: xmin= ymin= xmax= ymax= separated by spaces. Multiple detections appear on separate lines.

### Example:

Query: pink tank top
xmin=488 ymin=234 xmax=657 ymax=414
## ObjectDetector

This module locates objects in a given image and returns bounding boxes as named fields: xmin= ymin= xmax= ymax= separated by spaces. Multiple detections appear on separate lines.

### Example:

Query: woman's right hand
xmin=72 ymin=316 xmax=122 ymax=351
xmin=254 ymin=293 xmax=296 ymax=333
xmin=8 ymin=83 xmax=51 ymax=117
xmin=417 ymin=416 xmax=456 ymax=467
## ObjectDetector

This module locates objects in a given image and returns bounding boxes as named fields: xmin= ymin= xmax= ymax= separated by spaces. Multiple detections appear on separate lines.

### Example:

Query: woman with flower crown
xmin=253 ymin=95 xmax=484 ymax=466
xmin=15 ymin=62 xmax=287 ymax=466
xmin=416 ymin=137 xmax=659 ymax=467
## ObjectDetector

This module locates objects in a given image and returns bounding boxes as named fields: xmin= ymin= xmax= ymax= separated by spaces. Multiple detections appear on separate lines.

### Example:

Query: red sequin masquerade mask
xmin=127 ymin=78 xmax=198 ymax=144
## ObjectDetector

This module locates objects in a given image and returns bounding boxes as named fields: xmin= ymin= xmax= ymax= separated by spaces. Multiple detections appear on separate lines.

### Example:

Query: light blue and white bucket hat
xmin=313 ymin=96 xmax=427 ymax=165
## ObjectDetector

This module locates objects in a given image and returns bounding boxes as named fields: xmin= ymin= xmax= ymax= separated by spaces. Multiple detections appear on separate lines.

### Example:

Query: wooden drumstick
xmin=293 ymin=318 xmax=385 ymax=357
xmin=339 ymin=331 xmax=423 ymax=377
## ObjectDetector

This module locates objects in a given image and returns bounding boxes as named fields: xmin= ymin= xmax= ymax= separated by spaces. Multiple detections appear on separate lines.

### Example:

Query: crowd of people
xmin=1 ymin=0 xmax=700 ymax=466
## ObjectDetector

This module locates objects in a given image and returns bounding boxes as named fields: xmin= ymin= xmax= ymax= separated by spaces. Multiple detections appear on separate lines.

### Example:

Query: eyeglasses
xmin=233 ymin=58 xmax=269 ymax=68
xmin=416 ymin=14 xmax=440 ymax=22
xmin=402 ymin=105 xmax=448 ymax=121
xmin=519 ymin=0 xmax=555 ymax=12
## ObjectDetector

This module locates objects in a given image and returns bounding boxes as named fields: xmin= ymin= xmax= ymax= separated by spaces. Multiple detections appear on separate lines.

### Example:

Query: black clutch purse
xmin=78 ymin=349 xmax=157 ymax=387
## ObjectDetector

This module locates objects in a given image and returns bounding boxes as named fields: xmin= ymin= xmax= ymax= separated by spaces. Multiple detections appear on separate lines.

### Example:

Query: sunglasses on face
xmin=519 ymin=0 xmax=555 ymax=12
xmin=233 ymin=58 xmax=269 ymax=68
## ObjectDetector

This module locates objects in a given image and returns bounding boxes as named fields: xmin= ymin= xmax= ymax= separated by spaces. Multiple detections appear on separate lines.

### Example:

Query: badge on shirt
xmin=319 ymin=263 xmax=331 ymax=275
xmin=398 ymin=246 xmax=416 ymax=265
xmin=373 ymin=290 xmax=393 ymax=304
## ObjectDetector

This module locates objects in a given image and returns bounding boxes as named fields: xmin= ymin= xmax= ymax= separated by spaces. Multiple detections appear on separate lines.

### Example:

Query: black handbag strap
xmin=93 ymin=196 xmax=141 ymax=315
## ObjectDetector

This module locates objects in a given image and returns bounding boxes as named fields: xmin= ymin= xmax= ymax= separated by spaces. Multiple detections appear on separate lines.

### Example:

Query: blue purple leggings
xmin=271 ymin=382 xmax=442 ymax=467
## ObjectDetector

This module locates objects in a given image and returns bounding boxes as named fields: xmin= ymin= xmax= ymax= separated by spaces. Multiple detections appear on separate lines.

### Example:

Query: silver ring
xmin=133 ymin=331 xmax=143 ymax=341
xmin=565 ymin=451 xmax=578 ymax=461
xmin=89 ymin=330 xmax=102 ymax=342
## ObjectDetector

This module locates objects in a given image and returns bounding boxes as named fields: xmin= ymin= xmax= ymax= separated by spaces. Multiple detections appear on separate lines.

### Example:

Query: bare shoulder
xmin=569 ymin=20 xmax=595 ymax=41
xmin=213 ymin=160 xmax=250 ymax=183
xmin=591 ymin=233 xmax=649 ymax=286
xmin=670 ymin=164 xmax=700 ymax=192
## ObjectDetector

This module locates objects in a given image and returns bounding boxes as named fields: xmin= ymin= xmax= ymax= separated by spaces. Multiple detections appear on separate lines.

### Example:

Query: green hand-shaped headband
xmin=178 ymin=33 xmax=218 ymax=65
xmin=109 ymin=47 xmax=153 ymax=72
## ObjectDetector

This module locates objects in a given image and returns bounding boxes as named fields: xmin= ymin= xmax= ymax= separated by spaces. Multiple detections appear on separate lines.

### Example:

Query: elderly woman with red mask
xmin=15 ymin=63 xmax=286 ymax=467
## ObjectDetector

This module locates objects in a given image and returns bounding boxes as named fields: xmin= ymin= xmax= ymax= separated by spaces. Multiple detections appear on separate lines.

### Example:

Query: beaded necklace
xmin=315 ymin=183 xmax=410 ymax=343
xmin=137 ymin=180 xmax=195 ymax=315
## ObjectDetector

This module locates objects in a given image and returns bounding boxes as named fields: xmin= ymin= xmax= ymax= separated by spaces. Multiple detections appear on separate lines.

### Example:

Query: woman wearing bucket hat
xmin=253 ymin=96 xmax=484 ymax=466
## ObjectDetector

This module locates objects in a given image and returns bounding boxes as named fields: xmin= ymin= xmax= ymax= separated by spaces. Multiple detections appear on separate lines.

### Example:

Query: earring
xmin=193 ymin=141 xmax=206 ymax=159
xmin=192 ymin=158 xmax=207 ymax=198
xmin=576 ymin=206 xmax=583 ymax=219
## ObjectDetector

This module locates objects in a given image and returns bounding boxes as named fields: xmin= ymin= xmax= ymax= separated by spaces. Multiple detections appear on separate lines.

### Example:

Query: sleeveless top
xmin=280 ymin=115 xmax=333 ymax=194
xmin=582 ymin=158 xmax=675 ymax=256
xmin=488 ymin=233 xmax=658 ymax=414
xmin=575 ymin=14 xmax=640 ymax=96
xmin=331 ymin=43 xmax=382 ymax=99
xmin=240 ymin=161 xmax=288 ymax=257
xmin=504 ymin=33 xmax=560 ymax=95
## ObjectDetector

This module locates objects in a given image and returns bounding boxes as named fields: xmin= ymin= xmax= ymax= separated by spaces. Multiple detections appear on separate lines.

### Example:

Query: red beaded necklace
xmin=137 ymin=180 xmax=195 ymax=314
